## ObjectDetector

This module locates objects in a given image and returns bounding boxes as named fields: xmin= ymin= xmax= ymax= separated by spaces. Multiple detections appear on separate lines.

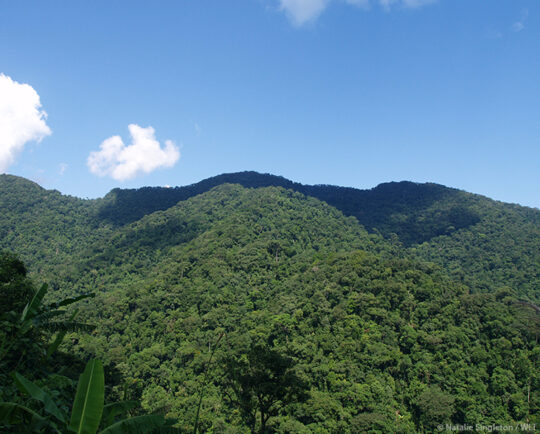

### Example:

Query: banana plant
xmin=69 ymin=358 xmax=104 ymax=434
xmin=1 ymin=283 xmax=179 ymax=432
xmin=1 ymin=284 xmax=95 ymax=373
xmin=0 ymin=359 xmax=178 ymax=433
xmin=20 ymin=283 xmax=95 ymax=344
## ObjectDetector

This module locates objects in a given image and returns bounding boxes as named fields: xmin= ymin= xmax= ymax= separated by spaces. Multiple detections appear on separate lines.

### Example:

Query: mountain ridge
xmin=3 ymin=171 xmax=537 ymax=211
xmin=1 ymin=171 xmax=539 ymax=301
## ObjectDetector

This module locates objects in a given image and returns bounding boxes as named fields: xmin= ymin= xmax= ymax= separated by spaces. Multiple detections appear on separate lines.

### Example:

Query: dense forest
xmin=0 ymin=172 xmax=538 ymax=432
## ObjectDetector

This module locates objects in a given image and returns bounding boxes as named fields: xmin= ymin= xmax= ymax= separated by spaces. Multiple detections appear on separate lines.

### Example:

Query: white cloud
xmin=279 ymin=0 xmax=330 ymax=26
xmin=397 ymin=0 xmax=436 ymax=7
xmin=512 ymin=9 xmax=528 ymax=32
xmin=0 ymin=73 xmax=52 ymax=172
xmin=513 ymin=22 xmax=524 ymax=32
xmin=59 ymin=162 xmax=68 ymax=175
xmin=512 ymin=21 xmax=525 ymax=32
xmin=87 ymin=124 xmax=180 ymax=181
xmin=277 ymin=0 xmax=435 ymax=26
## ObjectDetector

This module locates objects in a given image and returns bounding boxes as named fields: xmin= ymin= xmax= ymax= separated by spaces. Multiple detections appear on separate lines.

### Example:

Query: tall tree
xmin=221 ymin=344 xmax=308 ymax=433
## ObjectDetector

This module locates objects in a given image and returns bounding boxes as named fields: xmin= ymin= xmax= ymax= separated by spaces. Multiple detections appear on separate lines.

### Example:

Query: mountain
xmin=97 ymin=171 xmax=483 ymax=245
xmin=0 ymin=175 xmax=110 ymax=280
xmin=2 ymin=171 xmax=538 ymax=301
xmin=0 ymin=173 xmax=538 ymax=432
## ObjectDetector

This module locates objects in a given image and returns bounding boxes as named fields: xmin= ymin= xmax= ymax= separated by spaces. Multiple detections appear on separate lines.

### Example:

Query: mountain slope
xmin=1 ymin=171 xmax=538 ymax=302
xmin=67 ymin=184 xmax=387 ymax=297
xmin=0 ymin=176 xmax=538 ymax=431
xmin=0 ymin=175 xmax=108 ymax=279
xmin=66 ymin=185 xmax=537 ymax=432
xmin=93 ymin=171 xmax=540 ymax=301
xmin=414 ymin=199 xmax=540 ymax=301
xmin=96 ymin=171 xmax=484 ymax=246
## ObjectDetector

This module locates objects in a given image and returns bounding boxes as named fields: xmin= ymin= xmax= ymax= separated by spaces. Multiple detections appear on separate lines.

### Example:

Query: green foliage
xmin=0 ymin=260 xmax=175 ymax=433
xmin=14 ymin=371 xmax=67 ymax=425
xmin=221 ymin=343 xmax=309 ymax=433
xmin=4 ymin=359 xmax=176 ymax=433
xmin=0 ymin=274 xmax=91 ymax=401
xmin=99 ymin=414 xmax=171 ymax=434
xmin=414 ymin=199 xmax=540 ymax=301
xmin=2 ymin=171 xmax=538 ymax=303
xmin=0 ymin=402 xmax=46 ymax=429
xmin=101 ymin=400 xmax=139 ymax=428
xmin=70 ymin=359 xmax=105 ymax=434
xmin=0 ymin=173 xmax=539 ymax=432
xmin=0 ymin=251 xmax=34 ymax=315
xmin=413 ymin=385 xmax=455 ymax=430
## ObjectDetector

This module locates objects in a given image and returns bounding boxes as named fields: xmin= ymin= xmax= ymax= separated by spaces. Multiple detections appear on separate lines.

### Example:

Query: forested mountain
xmin=1 ymin=172 xmax=538 ymax=301
xmin=0 ymin=175 xmax=107 ymax=279
xmin=0 ymin=172 xmax=538 ymax=432
xmin=96 ymin=171 xmax=483 ymax=244
xmin=94 ymin=171 xmax=540 ymax=301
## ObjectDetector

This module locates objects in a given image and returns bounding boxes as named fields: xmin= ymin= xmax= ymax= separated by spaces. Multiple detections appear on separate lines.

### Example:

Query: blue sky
xmin=0 ymin=0 xmax=538 ymax=208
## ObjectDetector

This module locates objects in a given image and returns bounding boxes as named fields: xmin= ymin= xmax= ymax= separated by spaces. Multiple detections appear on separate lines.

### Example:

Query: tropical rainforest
xmin=0 ymin=171 xmax=538 ymax=433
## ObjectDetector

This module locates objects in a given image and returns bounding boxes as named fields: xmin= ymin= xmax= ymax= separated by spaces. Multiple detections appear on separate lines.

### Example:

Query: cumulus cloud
xmin=277 ymin=0 xmax=435 ymax=25
xmin=0 ymin=73 xmax=52 ymax=172
xmin=87 ymin=124 xmax=180 ymax=181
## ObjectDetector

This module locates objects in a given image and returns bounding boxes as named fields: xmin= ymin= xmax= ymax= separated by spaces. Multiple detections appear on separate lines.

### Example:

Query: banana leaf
xmin=49 ymin=293 xmax=95 ymax=309
xmin=101 ymin=400 xmax=139 ymax=428
xmin=46 ymin=309 xmax=80 ymax=358
xmin=69 ymin=359 xmax=104 ymax=434
xmin=20 ymin=283 xmax=48 ymax=322
xmin=13 ymin=372 xmax=67 ymax=423
xmin=0 ymin=402 xmax=46 ymax=426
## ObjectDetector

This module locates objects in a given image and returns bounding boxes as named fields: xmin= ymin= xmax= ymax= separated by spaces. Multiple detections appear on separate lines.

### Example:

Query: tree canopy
xmin=0 ymin=173 xmax=538 ymax=432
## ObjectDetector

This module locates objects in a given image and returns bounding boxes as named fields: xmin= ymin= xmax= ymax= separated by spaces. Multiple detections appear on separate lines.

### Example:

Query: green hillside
xmin=71 ymin=185 xmax=539 ymax=432
xmin=0 ymin=173 xmax=538 ymax=432
xmin=2 ymin=171 xmax=538 ymax=301
xmin=96 ymin=171 xmax=484 ymax=245
xmin=91 ymin=172 xmax=540 ymax=303
xmin=413 ymin=200 xmax=540 ymax=301
xmin=0 ymin=175 xmax=109 ymax=280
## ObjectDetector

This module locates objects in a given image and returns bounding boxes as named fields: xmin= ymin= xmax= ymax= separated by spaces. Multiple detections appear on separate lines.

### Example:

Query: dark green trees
xmin=221 ymin=344 xmax=308 ymax=433
xmin=413 ymin=385 xmax=455 ymax=430
xmin=0 ymin=251 xmax=34 ymax=316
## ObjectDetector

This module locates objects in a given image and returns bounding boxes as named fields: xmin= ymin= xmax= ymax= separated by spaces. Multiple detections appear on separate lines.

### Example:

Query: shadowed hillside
xmin=97 ymin=171 xmax=483 ymax=245
xmin=92 ymin=171 xmax=540 ymax=300
xmin=1 ymin=172 xmax=538 ymax=301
